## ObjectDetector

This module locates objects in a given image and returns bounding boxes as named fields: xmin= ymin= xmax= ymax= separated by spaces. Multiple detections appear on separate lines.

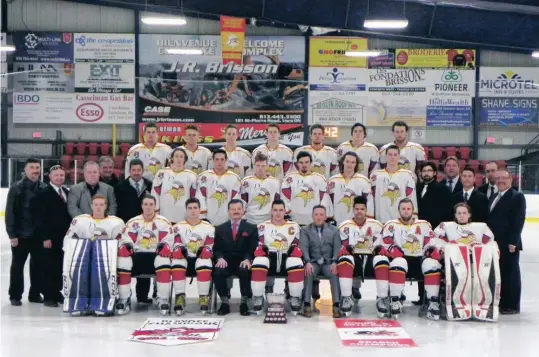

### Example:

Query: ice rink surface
xmin=1 ymin=222 xmax=537 ymax=357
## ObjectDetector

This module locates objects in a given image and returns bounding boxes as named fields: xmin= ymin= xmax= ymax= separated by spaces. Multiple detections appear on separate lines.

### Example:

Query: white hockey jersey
xmin=196 ymin=170 xmax=241 ymax=226
xmin=281 ymin=172 xmax=327 ymax=226
xmin=258 ymin=220 xmax=300 ymax=253
xmin=218 ymin=146 xmax=252 ymax=179
xmin=251 ymin=143 xmax=294 ymax=182
xmin=119 ymin=214 xmax=172 ymax=253
xmin=378 ymin=141 xmax=425 ymax=173
xmin=434 ymin=221 xmax=495 ymax=247
xmin=64 ymin=214 xmax=125 ymax=247
xmin=336 ymin=141 xmax=379 ymax=177
xmin=170 ymin=220 xmax=215 ymax=258
xmin=338 ymin=218 xmax=383 ymax=255
xmin=181 ymin=145 xmax=213 ymax=175
xmin=376 ymin=219 xmax=435 ymax=257
xmin=151 ymin=168 xmax=198 ymax=223
xmin=241 ymin=175 xmax=281 ymax=224
xmin=370 ymin=169 xmax=417 ymax=223
xmin=325 ymin=173 xmax=375 ymax=225
xmin=293 ymin=145 xmax=339 ymax=180
xmin=125 ymin=143 xmax=173 ymax=181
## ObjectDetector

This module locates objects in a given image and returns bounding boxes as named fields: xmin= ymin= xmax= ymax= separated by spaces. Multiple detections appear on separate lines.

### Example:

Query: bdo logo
xmin=76 ymin=103 xmax=104 ymax=122
xmin=15 ymin=94 xmax=40 ymax=104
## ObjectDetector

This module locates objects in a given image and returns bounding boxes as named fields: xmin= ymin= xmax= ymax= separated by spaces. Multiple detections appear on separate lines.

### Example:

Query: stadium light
xmin=364 ymin=19 xmax=408 ymax=29
xmin=0 ymin=45 xmax=15 ymax=52
xmin=345 ymin=50 xmax=381 ymax=57
xmin=165 ymin=48 xmax=203 ymax=55
xmin=532 ymin=51 xmax=539 ymax=58
xmin=141 ymin=16 xmax=187 ymax=26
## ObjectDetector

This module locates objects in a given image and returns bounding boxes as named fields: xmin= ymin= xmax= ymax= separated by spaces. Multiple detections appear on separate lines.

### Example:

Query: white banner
xmin=74 ymin=33 xmax=135 ymax=61
xmin=13 ymin=62 xmax=74 ymax=92
xmin=74 ymin=62 xmax=135 ymax=93
xmin=479 ymin=67 xmax=539 ymax=98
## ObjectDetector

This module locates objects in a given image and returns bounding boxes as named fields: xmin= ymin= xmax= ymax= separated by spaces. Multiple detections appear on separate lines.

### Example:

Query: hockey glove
xmin=254 ymin=245 xmax=269 ymax=257
xmin=325 ymin=217 xmax=337 ymax=226
xmin=171 ymin=244 xmax=188 ymax=260
xmin=156 ymin=242 xmax=172 ymax=258
xmin=197 ymin=246 xmax=212 ymax=260
xmin=287 ymin=244 xmax=303 ymax=258
xmin=373 ymin=245 xmax=388 ymax=257
xmin=338 ymin=245 xmax=353 ymax=257
xmin=424 ymin=246 xmax=441 ymax=261
xmin=388 ymin=245 xmax=405 ymax=259
xmin=118 ymin=243 xmax=134 ymax=258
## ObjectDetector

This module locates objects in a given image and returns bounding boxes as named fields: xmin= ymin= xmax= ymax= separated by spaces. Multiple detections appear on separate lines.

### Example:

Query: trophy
xmin=264 ymin=293 xmax=287 ymax=324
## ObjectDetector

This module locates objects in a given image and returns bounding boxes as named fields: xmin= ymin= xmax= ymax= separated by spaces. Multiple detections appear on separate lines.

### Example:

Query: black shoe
xmin=10 ymin=299 xmax=22 ymax=306
xmin=412 ymin=299 xmax=423 ymax=306
xmin=352 ymin=287 xmax=362 ymax=300
xmin=240 ymin=302 xmax=250 ymax=316
xmin=217 ymin=303 xmax=230 ymax=316
xmin=44 ymin=300 xmax=59 ymax=307
xmin=312 ymin=280 xmax=321 ymax=300
xmin=500 ymin=308 xmax=519 ymax=315
xmin=29 ymin=296 xmax=43 ymax=303
xmin=57 ymin=295 xmax=65 ymax=304
xmin=137 ymin=297 xmax=153 ymax=304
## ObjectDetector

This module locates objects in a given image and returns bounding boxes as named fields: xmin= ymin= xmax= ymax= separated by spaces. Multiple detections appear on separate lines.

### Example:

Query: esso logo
xmin=15 ymin=94 xmax=40 ymax=104
xmin=76 ymin=103 xmax=104 ymax=122
xmin=396 ymin=51 xmax=408 ymax=65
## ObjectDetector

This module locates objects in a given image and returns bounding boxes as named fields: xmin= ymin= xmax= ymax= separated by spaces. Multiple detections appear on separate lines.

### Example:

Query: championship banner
xmin=220 ymin=16 xmax=245 ymax=65
xmin=128 ymin=318 xmax=224 ymax=346
xmin=395 ymin=49 xmax=476 ymax=69
xmin=309 ymin=37 xmax=368 ymax=68
xmin=335 ymin=319 xmax=417 ymax=348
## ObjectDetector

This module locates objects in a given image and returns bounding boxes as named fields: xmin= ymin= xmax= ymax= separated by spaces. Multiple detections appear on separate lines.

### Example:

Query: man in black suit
xmin=478 ymin=161 xmax=499 ymax=201
xmin=487 ymin=169 xmax=526 ymax=314
xmin=453 ymin=166 xmax=488 ymax=223
xmin=441 ymin=156 xmax=463 ymax=194
xmin=35 ymin=165 xmax=72 ymax=307
xmin=114 ymin=158 xmax=153 ymax=304
xmin=414 ymin=161 xmax=453 ymax=305
xmin=213 ymin=199 xmax=258 ymax=316
xmin=99 ymin=156 xmax=121 ymax=187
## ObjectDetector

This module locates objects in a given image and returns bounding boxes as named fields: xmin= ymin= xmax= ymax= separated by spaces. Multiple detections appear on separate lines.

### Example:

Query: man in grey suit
xmin=300 ymin=205 xmax=341 ymax=318
xmin=68 ymin=161 xmax=117 ymax=218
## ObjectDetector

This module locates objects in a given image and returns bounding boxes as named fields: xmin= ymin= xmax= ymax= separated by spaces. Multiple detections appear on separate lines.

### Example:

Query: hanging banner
xmin=335 ymin=319 xmax=417 ymax=348
xmin=220 ymin=16 xmax=246 ymax=65
xmin=309 ymin=37 xmax=369 ymax=68
xmin=368 ymin=49 xmax=396 ymax=69
xmin=13 ymin=32 xmax=73 ymax=63
xmin=395 ymin=49 xmax=476 ymax=69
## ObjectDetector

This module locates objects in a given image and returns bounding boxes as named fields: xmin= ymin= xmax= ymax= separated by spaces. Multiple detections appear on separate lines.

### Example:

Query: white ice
xmin=1 ymin=222 xmax=537 ymax=357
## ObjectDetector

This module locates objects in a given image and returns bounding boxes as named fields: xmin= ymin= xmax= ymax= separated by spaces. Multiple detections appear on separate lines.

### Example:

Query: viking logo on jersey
xmin=398 ymin=158 xmax=411 ymax=170
xmin=402 ymin=225 xmax=422 ymax=254
xmin=187 ymin=160 xmax=204 ymax=175
xmin=339 ymin=188 xmax=357 ymax=213
xmin=139 ymin=229 xmax=158 ymax=249
xmin=382 ymin=183 xmax=401 ymax=205
xmin=311 ymin=159 xmax=326 ymax=176
xmin=93 ymin=227 xmax=109 ymax=240
xmin=147 ymin=157 xmax=162 ymax=176
xmin=295 ymin=183 xmax=315 ymax=207
xmin=254 ymin=187 xmax=272 ymax=209
xmin=167 ymin=181 xmax=186 ymax=202
xmin=210 ymin=184 xmax=229 ymax=208
xmin=270 ymin=232 xmax=289 ymax=251
xmin=176 ymin=227 xmax=204 ymax=254
xmin=267 ymin=159 xmax=281 ymax=178
xmin=456 ymin=227 xmax=476 ymax=245
xmin=228 ymin=160 xmax=241 ymax=175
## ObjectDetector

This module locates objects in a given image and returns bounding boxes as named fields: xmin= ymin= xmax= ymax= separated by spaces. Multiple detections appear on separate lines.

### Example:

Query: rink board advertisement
xmin=138 ymin=34 xmax=306 ymax=127
xmin=13 ymin=32 xmax=73 ymax=63
xmin=368 ymin=49 xmax=396 ymax=69
xmin=335 ymin=319 xmax=417 ymax=348
xmin=128 ymin=318 xmax=224 ymax=346
xmin=13 ymin=62 xmax=74 ymax=92
xmin=309 ymin=37 xmax=369 ymax=68
xmin=479 ymin=97 xmax=538 ymax=126
xmin=395 ymin=49 xmax=476 ymax=69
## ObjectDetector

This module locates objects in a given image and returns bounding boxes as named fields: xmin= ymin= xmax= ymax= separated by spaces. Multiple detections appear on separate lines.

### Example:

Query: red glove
xmin=388 ymin=245 xmax=404 ymax=259
xmin=338 ymin=245 xmax=353 ymax=257
xmin=287 ymin=245 xmax=302 ymax=258
xmin=197 ymin=246 xmax=212 ymax=260
xmin=171 ymin=244 xmax=187 ymax=260
xmin=254 ymin=245 xmax=269 ymax=257
xmin=118 ymin=243 xmax=133 ymax=258
xmin=424 ymin=246 xmax=441 ymax=261
xmin=373 ymin=245 xmax=388 ymax=257
xmin=156 ymin=242 xmax=172 ymax=258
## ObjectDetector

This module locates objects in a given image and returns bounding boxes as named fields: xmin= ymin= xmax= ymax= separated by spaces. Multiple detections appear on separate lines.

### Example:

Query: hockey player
xmin=181 ymin=125 xmax=213 ymax=175
xmin=373 ymin=198 xmax=434 ymax=318
xmin=370 ymin=145 xmax=417 ymax=223
xmin=378 ymin=121 xmax=425 ymax=174
xmin=151 ymin=147 xmax=197 ymax=224
xmin=336 ymin=196 xmax=383 ymax=316
xmin=326 ymin=152 xmax=374 ymax=225
xmin=281 ymin=151 xmax=327 ymax=226
xmin=293 ymin=124 xmax=338 ymax=180
xmin=116 ymin=195 xmax=172 ymax=315
xmin=125 ymin=122 xmax=172 ymax=181
xmin=251 ymin=200 xmax=304 ymax=315
xmin=218 ymin=124 xmax=252 ymax=178
xmin=336 ymin=123 xmax=379 ymax=178
xmin=62 ymin=194 xmax=125 ymax=316
xmin=196 ymin=149 xmax=242 ymax=225
xmin=251 ymin=124 xmax=294 ymax=182
xmin=241 ymin=152 xmax=281 ymax=224
xmin=422 ymin=203 xmax=500 ymax=322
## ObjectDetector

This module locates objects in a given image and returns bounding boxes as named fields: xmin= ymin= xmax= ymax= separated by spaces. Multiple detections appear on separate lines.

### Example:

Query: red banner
xmin=220 ymin=16 xmax=246 ymax=65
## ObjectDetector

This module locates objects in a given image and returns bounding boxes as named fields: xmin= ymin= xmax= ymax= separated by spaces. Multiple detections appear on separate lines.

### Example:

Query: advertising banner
xmin=1 ymin=33 xmax=7 ymax=93
xmin=309 ymin=37 xmax=369 ymax=68
xmin=13 ymin=62 xmax=74 ymax=92
xmin=368 ymin=49 xmax=396 ymax=69
xmin=395 ymin=49 xmax=476 ymax=69
xmin=335 ymin=319 xmax=417 ymax=348
xmin=13 ymin=32 xmax=73 ymax=63
xmin=479 ymin=97 xmax=538 ymax=126
xmin=220 ymin=16 xmax=246 ymax=65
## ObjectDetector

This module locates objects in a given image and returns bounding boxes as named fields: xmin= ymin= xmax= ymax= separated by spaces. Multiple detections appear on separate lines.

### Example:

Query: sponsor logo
xmin=89 ymin=64 xmax=121 ymax=79
xmin=480 ymin=70 xmax=537 ymax=94
xmin=433 ymin=70 xmax=469 ymax=92
xmin=317 ymin=68 xmax=359 ymax=83
xmin=75 ymin=35 xmax=135 ymax=47
xmin=24 ymin=33 xmax=69 ymax=49
xmin=369 ymin=69 xmax=426 ymax=86
xmin=76 ymin=103 xmax=104 ymax=122
xmin=14 ymin=94 xmax=40 ymax=104
xmin=317 ymin=43 xmax=358 ymax=55
xmin=164 ymin=61 xmax=278 ymax=75
xmin=144 ymin=106 xmax=171 ymax=116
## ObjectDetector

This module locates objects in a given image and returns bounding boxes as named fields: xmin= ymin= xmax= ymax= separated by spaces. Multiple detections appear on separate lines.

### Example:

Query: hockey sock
xmin=389 ymin=257 xmax=408 ymax=298
xmin=373 ymin=255 xmax=390 ymax=298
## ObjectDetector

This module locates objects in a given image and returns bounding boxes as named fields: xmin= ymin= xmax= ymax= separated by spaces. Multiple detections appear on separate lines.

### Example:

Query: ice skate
xmin=199 ymin=295 xmax=210 ymax=315
xmin=427 ymin=298 xmax=441 ymax=321
xmin=159 ymin=300 xmax=170 ymax=316
xmin=288 ymin=297 xmax=301 ymax=316
xmin=174 ymin=294 xmax=186 ymax=316
xmin=376 ymin=297 xmax=390 ymax=319
xmin=115 ymin=298 xmax=131 ymax=316
xmin=390 ymin=297 xmax=402 ymax=318
xmin=253 ymin=296 xmax=264 ymax=315
xmin=340 ymin=296 xmax=354 ymax=317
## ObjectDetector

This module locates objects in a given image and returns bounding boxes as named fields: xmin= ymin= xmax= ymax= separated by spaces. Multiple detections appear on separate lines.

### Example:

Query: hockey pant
xmin=372 ymin=255 xmax=408 ymax=299
xmin=439 ymin=242 xmax=500 ymax=322
xmin=117 ymin=252 xmax=157 ymax=301
xmin=337 ymin=253 xmax=374 ymax=297
xmin=251 ymin=251 xmax=304 ymax=299
xmin=63 ymin=238 xmax=118 ymax=315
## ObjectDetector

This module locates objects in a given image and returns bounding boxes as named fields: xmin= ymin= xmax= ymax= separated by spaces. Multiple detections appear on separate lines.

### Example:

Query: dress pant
xmin=213 ymin=258 xmax=251 ymax=299
xmin=9 ymin=238 xmax=42 ymax=300
xmin=42 ymin=238 xmax=64 ymax=301
xmin=499 ymin=248 xmax=521 ymax=311
xmin=303 ymin=263 xmax=340 ymax=304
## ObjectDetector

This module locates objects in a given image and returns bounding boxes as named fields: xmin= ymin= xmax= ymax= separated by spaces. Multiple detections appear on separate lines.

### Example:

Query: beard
xmin=400 ymin=214 xmax=413 ymax=222
xmin=421 ymin=175 xmax=434 ymax=183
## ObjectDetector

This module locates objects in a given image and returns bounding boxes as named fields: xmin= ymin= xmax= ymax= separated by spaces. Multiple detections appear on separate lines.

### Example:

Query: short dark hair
xmin=312 ymin=205 xmax=326 ymax=213
xmin=144 ymin=122 xmax=158 ymax=132
xmin=170 ymin=147 xmax=187 ymax=164
xmin=272 ymin=199 xmax=286 ymax=209
xmin=141 ymin=194 xmax=156 ymax=204
xmin=461 ymin=166 xmax=475 ymax=175
xmin=228 ymin=199 xmax=244 ymax=209
xmin=296 ymin=151 xmax=312 ymax=163
xmin=185 ymin=197 xmax=200 ymax=208
xmin=224 ymin=124 xmax=237 ymax=133
xmin=386 ymin=144 xmax=400 ymax=155
xmin=392 ymin=121 xmax=408 ymax=132
xmin=353 ymin=195 xmax=368 ymax=208
xmin=267 ymin=123 xmax=280 ymax=133
xmin=254 ymin=152 xmax=268 ymax=163
xmin=398 ymin=197 xmax=414 ymax=210
xmin=454 ymin=202 xmax=472 ymax=222
xmin=25 ymin=158 xmax=40 ymax=166
xmin=351 ymin=123 xmax=367 ymax=137
xmin=213 ymin=149 xmax=227 ymax=160
xmin=420 ymin=161 xmax=437 ymax=172
xmin=339 ymin=152 xmax=360 ymax=174
xmin=129 ymin=158 xmax=144 ymax=169
xmin=310 ymin=124 xmax=325 ymax=135
xmin=185 ymin=124 xmax=199 ymax=132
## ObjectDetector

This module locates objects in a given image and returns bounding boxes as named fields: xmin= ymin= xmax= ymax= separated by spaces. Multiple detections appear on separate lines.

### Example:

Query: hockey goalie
xmin=116 ymin=195 xmax=172 ymax=315
xmin=422 ymin=203 xmax=500 ymax=322
xmin=62 ymin=194 xmax=125 ymax=316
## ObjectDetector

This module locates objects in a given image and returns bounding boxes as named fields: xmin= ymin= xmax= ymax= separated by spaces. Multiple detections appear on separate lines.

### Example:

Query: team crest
xmin=267 ymin=159 xmax=281 ymax=178
xmin=402 ymin=226 xmax=422 ymax=254
xmin=353 ymin=227 xmax=373 ymax=252
xmin=210 ymin=184 xmax=229 ymax=208
xmin=357 ymin=160 xmax=365 ymax=175
xmin=270 ymin=232 xmax=289 ymax=252
xmin=167 ymin=181 xmax=186 ymax=202
xmin=139 ymin=229 xmax=159 ymax=250
xmin=398 ymin=158 xmax=411 ymax=170
xmin=338 ymin=188 xmax=356 ymax=212
xmin=187 ymin=160 xmax=203 ymax=175
xmin=456 ymin=226 xmax=476 ymax=245
xmin=295 ymin=183 xmax=315 ymax=207
xmin=311 ymin=159 xmax=326 ymax=175
xmin=227 ymin=160 xmax=241 ymax=175
xmin=382 ymin=183 xmax=401 ymax=205
xmin=184 ymin=230 xmax=204 ymax=254
xmin=92 ymin=227 xmax=108 ymax=241
xmin=147 ymin=157 xmax=162 ymax=176
xmin=254 ymin=188 xmax=271 ymax=209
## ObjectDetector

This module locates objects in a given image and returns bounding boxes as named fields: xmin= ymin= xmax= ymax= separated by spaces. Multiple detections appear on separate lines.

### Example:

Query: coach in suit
xmin=441 ymin=156 xmax=463 ymax=194
xmin=487 ymin=169 xmax=526 ymax=314
xmin=35 ymin=165 xmax=72 ymax=307
xmin=67 ymin=161 xmax=117 ymax=218
xmin=478 ymin=161 xmax=499 ymax=200
xmin=300 ymin=205 xmax=341 ymax=318
xmin=213 ymin=199 xmax=258 ymax=316
xmin=453 ymin=166 xmax=488 ymax=223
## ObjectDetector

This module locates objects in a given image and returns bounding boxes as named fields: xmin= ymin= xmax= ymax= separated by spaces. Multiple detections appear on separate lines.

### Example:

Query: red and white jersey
xmin=120 ymin=214 xmax=172 ymax=253
xmin=241 ymin=175 xmax=281 ymax=224
xmin=337 ymin=141 xmax=379 ymax=177
xmin=370 ymin=169 xmax=417 ymax=223
xmin=293 ymin=145 xmax=339 ymax=180
xmin=376 ymin=219 xmax=434 ymax=257
xmin=64 ymin=214 xmax=125 ymax=246
xmin=151 ymin=168 xmax=197 ymax=223
xmin=251 ymin=143 xmax=294 ymax=182
xmin=125 ymin=143 xmax=172 ymax=181
xmin=434 ymin=221 xmax=494 ymax=247
xmin=170 ymin=220 xmax=215 ymax=258
xmin=281 ymin=172 xmax=327 ymax=226
xmin=378 ymin=141 xmax=425 ymax=173
xmin=325 ymin=173 xmax=374 ymax=225
xmin=181 ymin=145 xmax=213 ymax=175
xmin=339 ymin=218 xmax=383 ymax=255
xmin=196 ymin=170 xmax=241 ymax=226
xmin=258 ymin=220 xmax=300 ymax=253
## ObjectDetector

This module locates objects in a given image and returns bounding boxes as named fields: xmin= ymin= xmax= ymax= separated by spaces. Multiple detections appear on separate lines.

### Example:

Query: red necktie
xmin=232 ymin=222 xmax=238 ymax=241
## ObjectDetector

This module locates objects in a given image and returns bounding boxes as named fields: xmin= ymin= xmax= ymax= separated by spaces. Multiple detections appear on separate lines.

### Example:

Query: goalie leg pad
xmin=389 ymin=257 xmax=408 ymax=299
xmin=195 ymin=256 xmax=213 ymax=296
xmin=251 ymin=256 xmax=270 ymax=297
xmin=285 ymin=255 xmax=304 ymax=299
xmin=89 ymin=239 xmax=118 ymax=315
xmin=444 ymin=243 xmax=472 ymax=321
xmin=373 ymin=255 xmax=390 ymax=298
xmin=422 ymin=257 xmax=442 ymax=300
xmin=337 ymin=254 xmax=354 ymax=298
xmin=471 ymin=242 xmax=501 ymax=322
xmin=154 ymin=255 xmax=171 ymax=301
xmin=117 ymin=255 xmax=133 ymax=301
xmin=63 ymin=238 xmax=92 ymax=314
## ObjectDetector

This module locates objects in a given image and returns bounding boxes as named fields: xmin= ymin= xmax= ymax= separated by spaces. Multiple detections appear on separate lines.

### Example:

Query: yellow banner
xmin=309 ymin=37 xmax=368 ymax=68
xmin=395 ymin=49 xmax=476 ymax=69
xmin=220 ymin=16 xmax=245 ymax=65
